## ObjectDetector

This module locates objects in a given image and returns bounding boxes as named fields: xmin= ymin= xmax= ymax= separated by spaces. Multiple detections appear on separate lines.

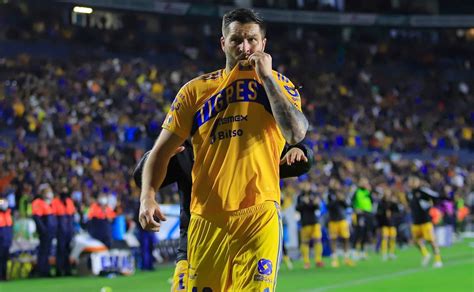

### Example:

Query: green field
xmin=3 ymin=239 xmax=473 ymax=292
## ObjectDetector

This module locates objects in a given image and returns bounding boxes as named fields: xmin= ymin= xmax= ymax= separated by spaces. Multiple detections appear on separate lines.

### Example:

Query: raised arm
xmin=248 ymin=53 xmax=308 ymax=144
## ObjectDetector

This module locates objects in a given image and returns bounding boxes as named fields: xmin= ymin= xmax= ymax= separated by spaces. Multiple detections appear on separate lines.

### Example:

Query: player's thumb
xmin=154 ymin=208 xmax=167 ymax=221
xmin=279 ymin=157 xmax=286 ymax=165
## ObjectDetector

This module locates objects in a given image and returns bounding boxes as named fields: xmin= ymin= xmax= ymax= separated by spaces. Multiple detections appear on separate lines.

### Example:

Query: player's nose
xmin=239 ymin=39 xmax=251 ymax=53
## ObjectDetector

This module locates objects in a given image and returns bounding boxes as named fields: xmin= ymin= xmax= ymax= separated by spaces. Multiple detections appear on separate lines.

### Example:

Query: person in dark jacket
xmin=32 ymin=183 xmax=55 ymax=277
xmin=87 ymin=193 xmax=116 ymax=249
xmin=134 ymin=142 xmax=313 ymax=291
xmin=0 ymin=197 xmax=13 ymax=281
xmin=51 ymin=187 xmax=76 ymax=276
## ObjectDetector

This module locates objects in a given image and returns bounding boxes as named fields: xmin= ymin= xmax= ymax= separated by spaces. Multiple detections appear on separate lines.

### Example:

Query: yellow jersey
xmin=162 ymin=63 xmax=302 ymax=215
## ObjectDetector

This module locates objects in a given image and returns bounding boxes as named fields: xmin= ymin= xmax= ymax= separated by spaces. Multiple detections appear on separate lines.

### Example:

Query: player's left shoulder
xmin=272 ymin=70 xmax=294 ymax=85
xmin=272 ymin=70 xmax=301 ymax=99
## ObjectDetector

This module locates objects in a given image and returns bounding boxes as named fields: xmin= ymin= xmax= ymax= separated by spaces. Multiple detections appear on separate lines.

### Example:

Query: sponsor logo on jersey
xmin=191 ymin=79 xmax=271 ymax=135
xmin=257 ymin=259 xmax=273 ymax=275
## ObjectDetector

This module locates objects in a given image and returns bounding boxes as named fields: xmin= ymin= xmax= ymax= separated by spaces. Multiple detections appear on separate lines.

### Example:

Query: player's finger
xmin=279 ymin=157 xmax=286 ymax=165
xmin=145 ymin=210 xmax=161 ymax=227
xmin=286 ymin=155 xmax=292 ymax=166
xmin=248 ymin=56 xmax=256 ymax=67
xmin=294 ymin=153 xmax=302 ymax=162
xmin=291 ymin=151 xmax=298 ymax=163
xmin=154 ymin=208 xmax=167 ymax=221
xmin=139 ymin=212 xmax=150 ymax=226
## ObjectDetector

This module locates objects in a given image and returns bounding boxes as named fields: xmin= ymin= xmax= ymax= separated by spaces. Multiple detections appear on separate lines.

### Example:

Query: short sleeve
xmin=273 ymin=71 xmax=302 ymax=111
xmin=162 ymin=82 xmax=195 ymax=139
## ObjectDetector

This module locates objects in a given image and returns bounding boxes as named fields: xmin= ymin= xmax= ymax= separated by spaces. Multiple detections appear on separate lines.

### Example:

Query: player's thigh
xmin=389 ymin=227 xmax=397 ymax=238
xmin=339 ymin=220 xmax=350 ymax=239
xmin=328 ymin=221 xmax=338 ymax=240
xmin=313 ymin=224 xmax=322 ymax=240
xmin=232 ymin=205 xmax=281 ymax=292
xmin=411 ymin=224 xmax=422 ymax=240
xmin=422 ymin=223 xmax=434 ymax=242
xmin=300 ymin=225 xmax=312 ymax=243
xmin=187 ymin=214 xmax=229 ymax=291
xmin=381 ymin=226 xmax=389 ymax=238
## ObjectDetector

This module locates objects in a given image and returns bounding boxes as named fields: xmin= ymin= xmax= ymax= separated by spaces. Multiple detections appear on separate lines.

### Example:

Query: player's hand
xmin=248 ymin=51 xmax=273 ymax=79
xmin=139 ymin=197 xmax=167 ymax=232
xmin=280 ymin=147 xmax=308 ymax=165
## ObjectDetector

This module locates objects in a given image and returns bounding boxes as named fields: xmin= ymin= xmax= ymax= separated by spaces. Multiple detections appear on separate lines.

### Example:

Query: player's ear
xmin=220 ymin=36 xmax=226 ymax=52
xmin=262 ymin=38 xmax=267 ymax=52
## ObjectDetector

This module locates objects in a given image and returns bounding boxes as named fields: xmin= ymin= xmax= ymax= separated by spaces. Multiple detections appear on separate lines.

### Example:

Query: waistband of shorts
xmin=228 ymin=200 xmax=279 ymax=217
xmin=191 ymin=200 xmax=280 ymax=220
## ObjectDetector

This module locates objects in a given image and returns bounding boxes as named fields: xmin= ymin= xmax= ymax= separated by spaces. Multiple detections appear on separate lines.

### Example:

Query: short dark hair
xmin=222 ymin=8 xmax=266 ymax=37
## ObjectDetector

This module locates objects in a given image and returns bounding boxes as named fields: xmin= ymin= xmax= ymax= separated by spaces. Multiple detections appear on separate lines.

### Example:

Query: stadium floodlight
xmin=73 ymin=6 xmax=93 ymax=14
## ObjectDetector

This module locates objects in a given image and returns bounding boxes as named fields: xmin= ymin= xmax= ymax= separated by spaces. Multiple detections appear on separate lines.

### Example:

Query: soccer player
xmin=351 ymin=177 xmax=374 ymax=260
xmin=406 ymin=176 xmax=443 ymax=268
xmin=326 ymin=179 xmax=354 ymax=267
xmin=296 ymin=181 xmax=323 ymax=269
xmin=134 ymin=142 xmax=313 ymax=290
xmin=377 ymin=188 xmax=399 ymax=261
xmin=138 ymin=7 xmax=308 ymax=291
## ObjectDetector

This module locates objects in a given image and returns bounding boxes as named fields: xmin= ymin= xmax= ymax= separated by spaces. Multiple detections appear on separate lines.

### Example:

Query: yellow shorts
xmin=187 ymin=201 xmax=282 ymax=292
xmin=300 ymin=224 xmax=322 ymax=242
xmin=411 ymin=222 xmax=434 ymax=242
xmin=171 ymin=260 xmax=188 ymax=292
xmin=328 ymin=220 xmax=350 ymax=240
xmin=381 ymin=226 xmax=397 ymax=238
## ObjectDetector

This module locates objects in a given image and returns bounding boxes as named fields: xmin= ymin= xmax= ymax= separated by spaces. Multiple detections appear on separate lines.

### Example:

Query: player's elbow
xmin=287 ymin=124 xmax=308 ymax=145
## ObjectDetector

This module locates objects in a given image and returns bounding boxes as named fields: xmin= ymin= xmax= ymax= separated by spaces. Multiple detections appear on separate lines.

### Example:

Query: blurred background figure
xmin=87 ymin=193 xmax=116 ymax=249
xmin=0 ymin=196 xmax=13 ymax=281
xmin=296 ymin=180 xmax=323 ymax=269
xmin=377 ymin=188 xmax=400 ymax=261
xmin=326 ymin=178 xmax=353 ymax=267
xmin=351 ymin=177 xmax=374 ymax=260
xmin=406 ymin=176 xmax=443 ymax=268
xmin=51 ymin=187 xmax=76 ymax=276
xmin=32 ymin=183 xmax=55 ymax=277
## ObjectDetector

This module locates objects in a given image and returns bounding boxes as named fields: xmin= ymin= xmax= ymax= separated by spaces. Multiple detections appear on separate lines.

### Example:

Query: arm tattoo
xmin=262 ymin=76 xmax=308 ymax=144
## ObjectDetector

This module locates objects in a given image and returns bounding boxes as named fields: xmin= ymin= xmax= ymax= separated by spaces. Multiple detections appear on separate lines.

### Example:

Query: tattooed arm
xmin=248 ymin=52 xmax=308 ymax=144
xmin=261 ymin=75 xmax=308 ymax=144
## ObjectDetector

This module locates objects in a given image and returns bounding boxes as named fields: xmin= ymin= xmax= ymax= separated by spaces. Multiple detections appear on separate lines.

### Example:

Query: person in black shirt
xmin=406 ymin=176 xmax=443 ymax=268
xmin=296 ymin=181 xmax=323 ymax=269
xmin=134 ymin=142 xmax=313 ymax=290
xmin=377 ymin=188 xmax=399 ymax=261
xmin=326 ymin=178 xmax=354 ymax=267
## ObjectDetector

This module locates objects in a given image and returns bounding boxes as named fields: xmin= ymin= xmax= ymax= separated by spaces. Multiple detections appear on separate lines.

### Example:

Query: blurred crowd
xmin=282 ymin=153 xmax=473 ymax=218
